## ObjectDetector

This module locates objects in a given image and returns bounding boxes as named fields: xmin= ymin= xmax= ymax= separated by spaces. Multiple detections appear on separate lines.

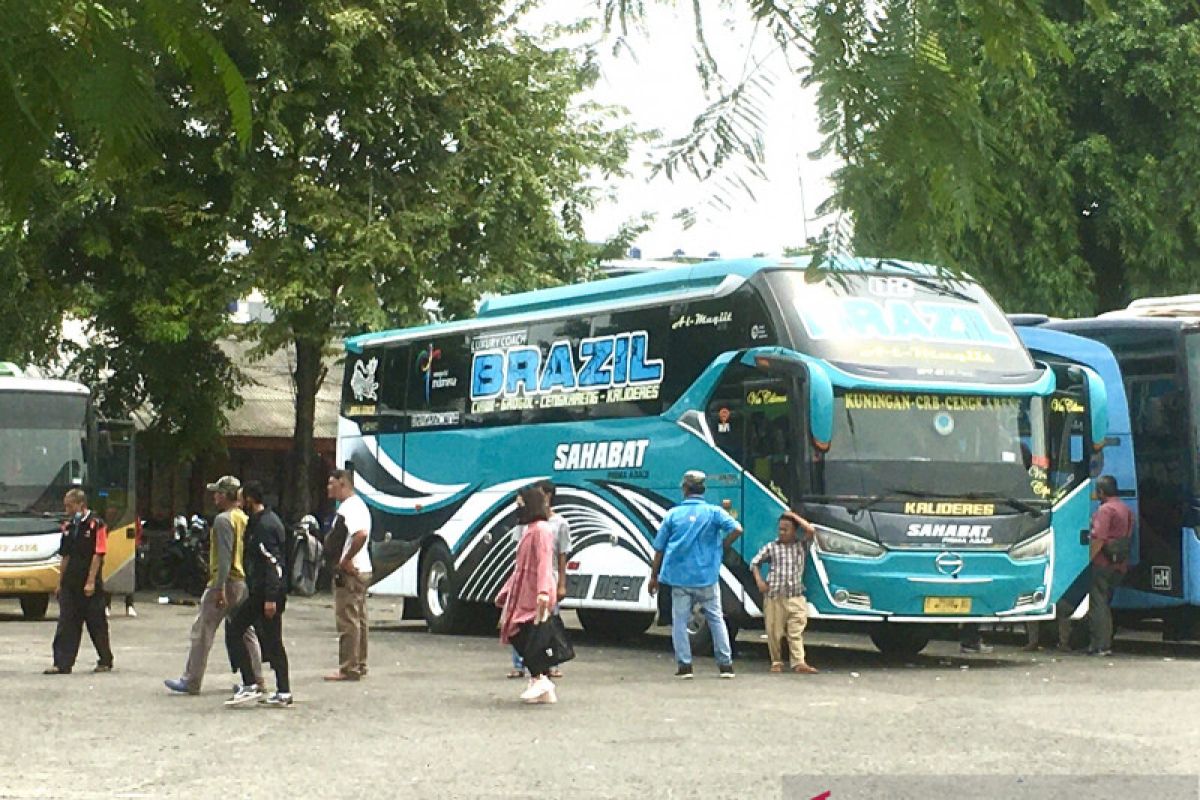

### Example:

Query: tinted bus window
xmin=522 ymin=317 xmax=594 ymax=424
xmin=342 ymin=349 xmax=384 ymax=419
xmin=380 ymin=345 xmax=409 ymax=416
xmin=405 ymin=336 xmax=468 ymax=429
xmin=661 ymin=286 xmax=776 ymax=408
xmin=588 ymin=306 xmax=670 ymax=418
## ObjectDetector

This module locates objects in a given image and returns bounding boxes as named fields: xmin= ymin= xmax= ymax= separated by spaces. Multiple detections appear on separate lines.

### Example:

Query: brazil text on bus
xmin=336 ymin=257 xmax=1107 ymax=656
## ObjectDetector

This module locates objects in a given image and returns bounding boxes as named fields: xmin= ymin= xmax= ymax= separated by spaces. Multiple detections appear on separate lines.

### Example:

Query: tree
xmin=812 ymin=0 xmax=1200 ymax=316
xmin=0 ymin=0 xmax=250 ymax=217
xmin=2 ymin=81 xmax=244 ymax=463
xmin=601 ymin=2 xmax=1094 ymax=234
xmin=215 ymin=1 xmax=637 ymax=519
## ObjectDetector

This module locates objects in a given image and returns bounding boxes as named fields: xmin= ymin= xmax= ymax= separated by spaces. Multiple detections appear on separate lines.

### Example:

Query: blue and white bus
xmin=1024 ymin=297 xmax=1200 ymax=640
xmin=1013 ymin=322 xmax=1136 ymax=643
xmin=338 ymin=257 xmax=1107 ymax=655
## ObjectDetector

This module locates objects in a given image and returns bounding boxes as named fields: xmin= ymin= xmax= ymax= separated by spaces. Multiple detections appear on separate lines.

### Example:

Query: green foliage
xmin=2 ymin=75 xmax=244 ymax=461
xmin=223 ymin=0 xmax=637 ymax=344
xmin=0 ymin=0 xmax=251 ymax=216
xmin=827 ymin=0 xmax=1200 ymax=314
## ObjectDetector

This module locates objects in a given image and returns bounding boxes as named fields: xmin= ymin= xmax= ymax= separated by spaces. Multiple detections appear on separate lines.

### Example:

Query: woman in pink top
xmin=496 ymin=485 xmax=557 ymax=704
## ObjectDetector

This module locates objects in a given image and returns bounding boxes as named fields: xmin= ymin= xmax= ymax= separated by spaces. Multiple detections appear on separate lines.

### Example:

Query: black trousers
xmin=53 ymin=586 xmax=112 ymax=670
xmin=228 ymin=594 xmax=289 ymax=693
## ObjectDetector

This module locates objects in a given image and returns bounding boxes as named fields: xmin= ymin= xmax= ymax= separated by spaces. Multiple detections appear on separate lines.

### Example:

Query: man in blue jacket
xmin=649 ymin=470 xmax=743 ymax=679
xmin=226 ymin=481 xmax=292 ymax=707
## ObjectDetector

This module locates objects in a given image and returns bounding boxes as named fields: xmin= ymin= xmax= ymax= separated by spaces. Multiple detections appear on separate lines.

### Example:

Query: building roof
xmin=220 ymin=339 xmax=343 ymax=440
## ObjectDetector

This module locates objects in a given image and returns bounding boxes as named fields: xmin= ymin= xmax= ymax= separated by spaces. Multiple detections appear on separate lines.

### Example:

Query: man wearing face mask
xmin=44 ymin=489 xmax=113 ymax=674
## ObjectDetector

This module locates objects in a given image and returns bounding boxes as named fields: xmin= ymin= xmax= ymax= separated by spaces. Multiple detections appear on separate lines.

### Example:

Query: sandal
xmin=792 ymin=663 xmax=819 ymax=674
xmin=769 ymin=662 xmax=784 ymax=673
xmin=507 ymin=669 xmax=526 ymax=679
xmin=548 ymin=668 xmax=563 ymax=678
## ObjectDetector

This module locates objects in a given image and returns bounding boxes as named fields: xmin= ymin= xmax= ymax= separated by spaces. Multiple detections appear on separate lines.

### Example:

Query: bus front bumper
xmin=0 ymin=557 xmax=62 ymax=595
xmin=807 ymin=548 xmax=1054 ymax=622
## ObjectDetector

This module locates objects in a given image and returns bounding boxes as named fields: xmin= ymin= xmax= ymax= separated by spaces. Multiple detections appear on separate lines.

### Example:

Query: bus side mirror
xmin=805 ymin=361 xmax=834 ymax=451
xmin=1073 ymin=364 xmax=1108 ymax=448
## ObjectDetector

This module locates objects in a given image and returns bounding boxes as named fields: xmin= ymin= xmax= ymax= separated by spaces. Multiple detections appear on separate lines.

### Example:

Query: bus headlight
xmin=1010 ymin=529 xmax=1053 ymax=561
xmin=813 ymin=526 xmax=886 ymax=558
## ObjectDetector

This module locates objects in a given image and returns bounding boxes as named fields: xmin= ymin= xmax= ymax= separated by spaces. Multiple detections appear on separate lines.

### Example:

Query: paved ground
xmin=2 ymin=594 xmax=1200 ymax=799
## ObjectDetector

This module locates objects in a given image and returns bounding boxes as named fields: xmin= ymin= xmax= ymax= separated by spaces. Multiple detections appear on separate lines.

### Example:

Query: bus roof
xmin=0 ymin=376 xmax=89 ymax=396
xmin=345 ymin=255 xmax=966 ymax=351
xmin=1049 ymin=317 xmax=1200 ymax=336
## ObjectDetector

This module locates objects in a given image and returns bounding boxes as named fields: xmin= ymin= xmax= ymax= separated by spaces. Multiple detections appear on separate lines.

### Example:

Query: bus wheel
xmin=686 ymin=609 xmax=740 ymax=657
xmin=20 ymin=594 xmax=49 ymax=620
xmin=869 ymin=625 xmax=931 ymax=659
xmin=577 ymin=609 xmax=655 ymax=640
xmin=420 ymin=542 xmax=466 ymax=634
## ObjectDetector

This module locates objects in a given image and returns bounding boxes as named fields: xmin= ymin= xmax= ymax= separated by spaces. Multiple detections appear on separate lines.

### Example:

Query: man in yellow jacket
xmin=164 ymin=476 xmax=259 ymax=696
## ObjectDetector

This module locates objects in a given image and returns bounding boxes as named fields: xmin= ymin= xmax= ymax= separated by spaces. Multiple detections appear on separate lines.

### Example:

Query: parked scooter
xmin=289 ymin=514 xmax=324 ymax=596
xmin=148 ymin=515 xmax=209 ymax=596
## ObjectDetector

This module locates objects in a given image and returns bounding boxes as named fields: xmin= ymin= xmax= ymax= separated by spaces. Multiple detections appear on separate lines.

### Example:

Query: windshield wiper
xmin=876 ymin=261 xmax=976 ymax=303
xmin=852 ymin=488 xmax=928 ymax=514
xmin=850 ymin=490 xmax=1046 ymax=516
xmin=958 ymin=492 xmax=1048 ymax=515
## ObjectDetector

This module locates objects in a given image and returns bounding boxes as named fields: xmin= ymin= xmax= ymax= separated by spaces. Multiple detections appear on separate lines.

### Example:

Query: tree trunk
xmin=289 ymin=336 xmax=324 ymax=523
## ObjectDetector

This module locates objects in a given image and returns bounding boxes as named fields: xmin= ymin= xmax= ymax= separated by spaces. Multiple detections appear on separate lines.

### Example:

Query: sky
xmin=529 ymin=2 xmax=841 ymax=261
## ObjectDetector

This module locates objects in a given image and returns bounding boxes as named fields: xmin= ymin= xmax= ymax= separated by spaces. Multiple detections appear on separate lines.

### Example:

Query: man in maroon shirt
xmin=1087 ymin=475 xmax=1134 ymax=656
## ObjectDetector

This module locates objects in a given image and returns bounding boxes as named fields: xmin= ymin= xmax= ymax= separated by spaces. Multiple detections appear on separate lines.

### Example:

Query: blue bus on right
xmin=1020 ymin=296 xmax=1200 ymax=639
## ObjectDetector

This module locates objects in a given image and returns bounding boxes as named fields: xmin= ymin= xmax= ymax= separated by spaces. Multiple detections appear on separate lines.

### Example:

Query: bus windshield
xmin=820 ymin=391 xmax=1051 ymax=505
xmin=0 ymin=392 xmax=87 ymax=514
xmin=767 ymin=269 xmax=1036 ymax=381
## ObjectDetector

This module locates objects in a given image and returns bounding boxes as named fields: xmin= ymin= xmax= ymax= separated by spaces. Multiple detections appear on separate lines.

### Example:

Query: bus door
xmin=95 ymin=419 xmax=136 ymax=596
xmin=1042 ymin=367 xmax=1098 ymax=609
xmin=704 ymin=361 xmax=804 ymax=615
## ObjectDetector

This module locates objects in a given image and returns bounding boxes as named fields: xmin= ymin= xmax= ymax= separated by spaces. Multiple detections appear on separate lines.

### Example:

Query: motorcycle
xmin=148 ymin=514 xmax=209 ymax=597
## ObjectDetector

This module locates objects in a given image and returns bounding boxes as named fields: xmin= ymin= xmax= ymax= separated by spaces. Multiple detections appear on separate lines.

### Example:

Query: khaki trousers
xmin=334 ymin=572 xmax=370 ymax=677
xmin=764 ymin=595 xmax=809 ymax=667
xmin=181 ymin=581 xmax=260 ymax=691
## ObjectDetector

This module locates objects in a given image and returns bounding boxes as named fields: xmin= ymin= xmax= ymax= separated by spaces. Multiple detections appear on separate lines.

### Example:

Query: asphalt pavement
xmin=2 ymin=594 xmax=1199 ymax=799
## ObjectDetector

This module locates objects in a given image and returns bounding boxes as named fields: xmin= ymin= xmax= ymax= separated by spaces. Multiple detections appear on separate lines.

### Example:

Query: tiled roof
xmin=219 ymin=340 xmax=343 ymax=440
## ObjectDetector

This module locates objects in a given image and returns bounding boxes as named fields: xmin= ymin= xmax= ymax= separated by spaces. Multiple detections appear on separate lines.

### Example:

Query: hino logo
xmin=935 ymin=552 xmax=964 ymax=577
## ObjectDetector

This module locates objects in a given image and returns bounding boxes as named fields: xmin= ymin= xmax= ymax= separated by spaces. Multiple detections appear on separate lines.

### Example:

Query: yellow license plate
xmin=924 ymin=596 xmax=971 ymax=614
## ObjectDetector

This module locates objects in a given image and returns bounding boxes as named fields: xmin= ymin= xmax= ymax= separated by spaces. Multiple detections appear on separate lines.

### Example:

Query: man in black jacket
xmin=45 ymin=489 xmax=114 ymax=674
xmin=225 ymin=481 xmax=291 ymax=707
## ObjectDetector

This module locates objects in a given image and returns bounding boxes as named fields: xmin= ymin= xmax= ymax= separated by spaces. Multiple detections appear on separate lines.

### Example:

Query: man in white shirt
xmin=324 ymin=469 xmax=373 ymax=681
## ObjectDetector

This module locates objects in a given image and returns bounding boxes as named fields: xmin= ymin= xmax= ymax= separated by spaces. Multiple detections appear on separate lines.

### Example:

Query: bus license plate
xmin=924 ymin=596 xmax=971 ymax=614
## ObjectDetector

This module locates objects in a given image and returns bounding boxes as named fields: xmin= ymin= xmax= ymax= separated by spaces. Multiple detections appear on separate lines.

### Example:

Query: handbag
xmin=511 ymin=614 xmax=575 ymax=676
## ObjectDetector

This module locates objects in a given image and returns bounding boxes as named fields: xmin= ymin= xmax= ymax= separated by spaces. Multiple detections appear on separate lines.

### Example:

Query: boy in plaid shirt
xmin=750 ymin=511 xmax=818 ymax=674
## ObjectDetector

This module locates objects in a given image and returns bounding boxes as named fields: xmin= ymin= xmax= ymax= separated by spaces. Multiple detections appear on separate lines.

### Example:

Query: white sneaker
xmin=224 ymin=684 xmax=264 ymax=707
xmin=519 ymin=676 xmax=553 ymax=701
xmin=532 ymin=686 xmax=557 ymax=704
xmin=126 ymin=604 xmax=138 ymax=618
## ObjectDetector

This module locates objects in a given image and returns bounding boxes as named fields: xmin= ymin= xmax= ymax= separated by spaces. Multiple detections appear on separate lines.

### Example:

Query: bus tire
xmin=577 ymin=608 xmax=655 ymax=640
xmin=686 ymin=610 xmax=740 ymax=658
xmin=419 ymin=542 xmax=467 ymax=635
xmin=870 ymin=625 xmax=931 ymax=658
xmin=20 ymin=594 xmax=49 ymax=620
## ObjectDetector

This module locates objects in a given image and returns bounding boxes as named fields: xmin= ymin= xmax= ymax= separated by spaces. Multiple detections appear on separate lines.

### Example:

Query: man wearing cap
xmin=649 ymin=470 xmax=743 ymax=679
xmin=164 ymin=475 xmax=254 ymax=696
